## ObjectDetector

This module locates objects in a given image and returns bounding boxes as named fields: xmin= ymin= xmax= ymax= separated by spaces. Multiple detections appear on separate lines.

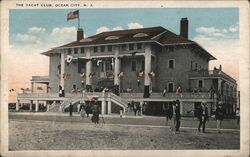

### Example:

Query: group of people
xmin=69 ymin=98 xmax=101 ymax=125
xmin=163 ymin=100 xmax=181 ymax=132
xmin=163 ymin=100 xmax=229 ymax=133
xmin=128 ymin=101 xmax=142 ymax=116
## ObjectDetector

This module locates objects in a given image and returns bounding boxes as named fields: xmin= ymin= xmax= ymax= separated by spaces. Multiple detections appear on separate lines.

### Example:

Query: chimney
xmin=77 ymin=28 xmax=84 ymax=41
xmin=180 ymin=17 xmax=188 ymax=39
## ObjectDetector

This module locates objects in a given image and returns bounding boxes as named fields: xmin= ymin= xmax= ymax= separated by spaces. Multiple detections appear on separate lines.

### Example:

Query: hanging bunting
xmin=66 ymin=55 xmax=73 ymax=66
xmin=63 ymin=73 xmax=70 ymax=80
xmin=80 ymin=72 xmax=85 ymax=78
xmin=89 ymin=72 xmax=95 ymax=78
xmin=148 ymin=71 xmax=155 ymax=79
xmin=136 ymin=71 xmax=144 ymax=77
xmin=118 ymin=72 xmax=124 ymax=79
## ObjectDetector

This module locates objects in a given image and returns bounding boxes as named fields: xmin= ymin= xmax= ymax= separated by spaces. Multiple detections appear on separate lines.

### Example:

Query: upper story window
xmin=168 ymin=82 xmax=174 ymax=92
xmin=129 ymin=44 xmax=134 ymax=51
xmin=198 ymin=80 xmax=203 ymax=88
xmin=74 ymin=48 xmax=78 ymax=54
xmin=168 ymin=59 xmax=175 ymax=69
xmin=93 ymin=46 xmax=98 ymax=53
xmin=100 ymin=46 xmax=105 ymax=52
xmin=195 ymin=63 xmax=198 ymax=70
xmin=108 ymin=45 xmax=112 ymax=52
xmin=68 ymin=48 xmax=72 ymax=54
xmin=80 ymin=47 xmax=85 ymax=54
xmin=131 ymin=60 xmax=137 ymax=71
xmin=105 ymin=36 xmax=119 ymax=40
xmin=121 ymin=44 xmax=127 ymax=51
xmin=133 ymin=33 xmax=149 ymax=38
xmin=137 ymin=43 xmax=142 ymax=50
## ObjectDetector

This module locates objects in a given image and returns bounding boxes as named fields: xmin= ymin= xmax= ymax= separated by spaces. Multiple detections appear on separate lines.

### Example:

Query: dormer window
xmin=105 ymin=36 xmax=119 ymax=40
xmin=133 ymin=33 xmax=149 ymax=38
xmin=80 ymin=38 xmax=93 ymax=42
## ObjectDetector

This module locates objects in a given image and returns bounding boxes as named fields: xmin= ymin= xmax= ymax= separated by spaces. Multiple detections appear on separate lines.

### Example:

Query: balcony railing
xmin=31 ymin=76 xmax=49 ymax=83
xmin=120 ymin=92 xmax=213 ymax=99
xmin=189 ymin=70 xmax=236 ymax=83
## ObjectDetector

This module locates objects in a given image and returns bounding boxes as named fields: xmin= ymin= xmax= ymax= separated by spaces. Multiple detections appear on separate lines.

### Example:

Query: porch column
xmin=140 ymin=101 xmax=143 ymax=116
xmin=114 ymin=46 xmax=121 ymax=95
xmin=85 ymin=47 xmax=92 ymax=92
xmin=35 ymin=100 xmax=39 ymax=112
xmin=31 ymin=82 xmax=34 ymax=93
xmin=60 ymin=52 xmax=65 ymax=96
xmin=16 ymin=100 xmax=20 ymax=111
xmin=101 ymin=100 xmax=106 ymax=115
xmin=143 ymin=44 xmax=152 ymax=98
xmin=30 ymin=100 xmax=33 ymax=111
xmin=108 ymin=100 xmax=112 ymax=115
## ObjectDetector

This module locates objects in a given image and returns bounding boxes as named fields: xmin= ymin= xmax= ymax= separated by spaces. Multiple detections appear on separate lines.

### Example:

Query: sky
xmin=8 ymin=8 xmax=239 ymax=101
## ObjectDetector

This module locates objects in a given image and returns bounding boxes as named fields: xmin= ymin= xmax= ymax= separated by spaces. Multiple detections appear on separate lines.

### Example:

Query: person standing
xmin=175 ymin=100 xmax=181 ymax=132
xmin=77 ymin=103 xmax=81 ymax=114
xmin=91 ymin=98 xmax=100 ymax=125
xmin=197 ymin=102 xmax=209 ymax=133
xmin=133 ymin=102 xmax=138 ymax=116
xmin=79 ymin=103 xmax=86 ymax=119
xmin=69 ymin=103 xmax=73 ymax=117
xmin=170 ymin=101 xmax=176 ymax=133
xmin=215 ymin=103 xmax=225 ymax=133
xmin=236 ymin=108 xmax=240 ymax=125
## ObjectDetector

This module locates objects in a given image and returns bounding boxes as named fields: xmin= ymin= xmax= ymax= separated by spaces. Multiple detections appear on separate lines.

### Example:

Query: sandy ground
xmin=9 ymin=119 xmax=239 ymax=150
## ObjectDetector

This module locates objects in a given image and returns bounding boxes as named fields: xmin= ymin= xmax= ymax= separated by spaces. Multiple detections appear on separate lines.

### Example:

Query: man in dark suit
xmin=175 ymin=100 xmax=181 ymax=132
xmin=69 ymin=103 xmax=73 ymax=116
xmin=197 ymin=101 xmax=209 ymax=133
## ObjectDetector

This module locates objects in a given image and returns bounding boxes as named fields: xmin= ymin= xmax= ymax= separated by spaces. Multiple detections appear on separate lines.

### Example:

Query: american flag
xmin=67 ymin=10 xmax=79 ymax=21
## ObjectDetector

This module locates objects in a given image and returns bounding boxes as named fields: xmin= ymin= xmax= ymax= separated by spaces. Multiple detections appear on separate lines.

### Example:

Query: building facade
xmin=16 ymin=18 xmax=237 ymax=117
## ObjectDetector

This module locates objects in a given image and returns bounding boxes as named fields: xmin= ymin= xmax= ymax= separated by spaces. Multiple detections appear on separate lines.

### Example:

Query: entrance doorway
xmin=100 ymin=61 xmax=113 ymax=78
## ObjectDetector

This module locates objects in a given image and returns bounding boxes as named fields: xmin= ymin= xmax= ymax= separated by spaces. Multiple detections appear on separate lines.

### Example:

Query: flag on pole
xmin=67 ymin=10 xmax=79 ymax=21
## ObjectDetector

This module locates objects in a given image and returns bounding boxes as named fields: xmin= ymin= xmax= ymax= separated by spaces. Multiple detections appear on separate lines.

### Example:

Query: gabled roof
xmin=54 ymin=26 xmax=193 ymax=49
xmin=43 ymin=26 xmax=215 ymax=60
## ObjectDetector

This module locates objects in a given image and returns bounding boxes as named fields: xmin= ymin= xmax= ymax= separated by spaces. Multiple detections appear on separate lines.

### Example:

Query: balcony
xmin=189 ymin=70 xmax=236 ymax=83
xmin=31 ymin=76 xmax=49 ymax=84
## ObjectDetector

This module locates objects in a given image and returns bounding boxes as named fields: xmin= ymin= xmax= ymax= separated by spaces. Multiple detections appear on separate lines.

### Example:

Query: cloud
xmin=96 ymin=26 xmax=110 ymax=34
xmin=195 ymin=23 xmax=239 ymax=39
xmin=16 ymin=33 xmax=41 ymax=44
xmin=228 ymin=24 xmax=239 ymax=33
xmin=28 ymin=27 xmax=46 ymax=34
xmin=128 ymin=22 xmax=143 ymax=29
xmin=112 ymin=26 xmax=123 ymax=31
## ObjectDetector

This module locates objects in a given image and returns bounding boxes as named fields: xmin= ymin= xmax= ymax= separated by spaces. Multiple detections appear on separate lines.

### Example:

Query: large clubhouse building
xmin=16 ymin=18 xmax=238 ymax=117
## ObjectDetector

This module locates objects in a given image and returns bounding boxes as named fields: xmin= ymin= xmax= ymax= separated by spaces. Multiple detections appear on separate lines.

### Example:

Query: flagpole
xmin=78 ymin=11 xmax=80 ymax=29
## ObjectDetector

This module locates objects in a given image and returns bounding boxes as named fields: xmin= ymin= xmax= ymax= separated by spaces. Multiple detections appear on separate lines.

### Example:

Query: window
xmin=129 ymin=44 xmax=134 ymax=50
xmin=108 ymin=45 xmax=112 ymax=52
xmin=131 ymin=60 xmax=137 ymax=71
xmin=137 ymin=43 xmax=142 ymax=50
xmin=133 ymin=33 xmax=148 ymax=38
xmin=168 ymin=82 xmax=174 ymax=92
xmin=198 ymin=80 xmax=203 ymax=88
xmin=72 ymin=84 xmax=77 ymax=90
xmin=74 ymin=48 xmax=78 ymax=54
xmin=94 ymin=46 xmax=98 ymax=52
xmin=78 ymin=59 xmax=84 ymax=73
xmin=100 ymin=46 xmax=105 ymax=52
xmin=141 ymin=60 xmax=145 ymax=71
xmin=121 ymin=44 xmax=127 ymax=51
xmin=80 ymin=47 xmax=85 ymax=54
xmin=168 ymin=59 xmax=175 ymax=69
xmin=195 ymin=63 xmax=198 ymax=71
xmin=68 ymin=48 xmax=72 ymax=54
